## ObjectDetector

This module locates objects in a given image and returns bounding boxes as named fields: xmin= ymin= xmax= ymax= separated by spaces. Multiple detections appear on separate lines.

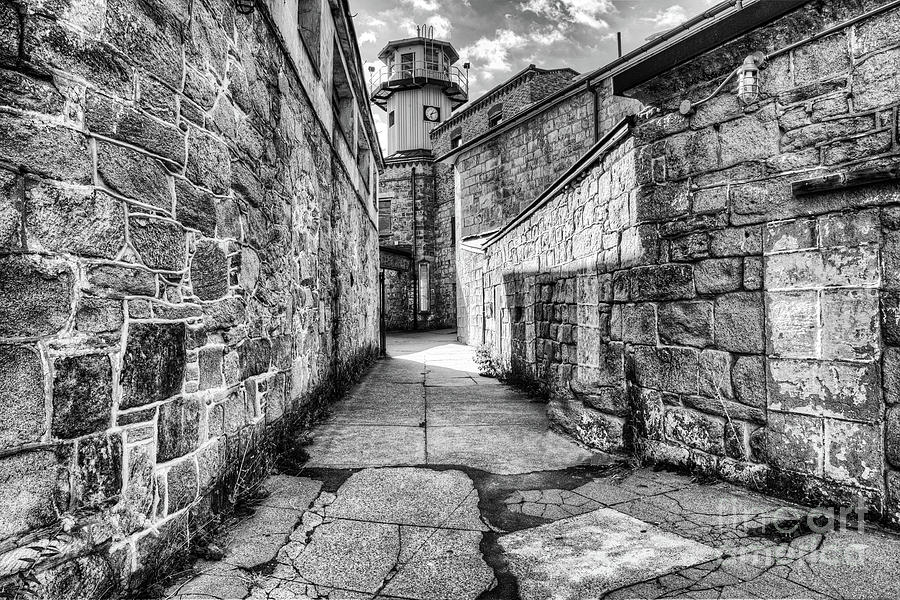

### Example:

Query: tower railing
xmin=369 ymin=61 xmax=469 ymax=98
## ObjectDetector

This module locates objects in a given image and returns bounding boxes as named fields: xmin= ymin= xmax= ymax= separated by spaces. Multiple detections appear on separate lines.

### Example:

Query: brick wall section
xmin=478 ymin=0 xmax=900 ymax=521
xmin=0 ymin=0 xmax=379 ymax=595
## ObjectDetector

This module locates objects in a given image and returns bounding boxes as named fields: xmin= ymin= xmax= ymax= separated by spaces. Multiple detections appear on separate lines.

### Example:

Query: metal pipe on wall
xmin=411 ymin=166 xmax=419 ymax=330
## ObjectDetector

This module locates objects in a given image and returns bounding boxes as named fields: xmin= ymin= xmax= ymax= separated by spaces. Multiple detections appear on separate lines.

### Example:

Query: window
xmin=418 ymin=261 xmax=431 ymax=313
xmin=357 ymin=117 xmax=372 ymax=190
xmin=487 ymin=104 xmax=503 ymax=128
xmin=389 ymin=111 xmax=395 ymax=127
xmin=425 ymin=48 xmax=439 ymax=72
xmin=450 ymin=127 xmax=462 ymax=149
xmin=378 ymin=196 xmax=392 ymax=237
xmin=298 ymin=0 xmax=322 ymax=71
xmin=331 ymin=38 xmax=355 ymax=146
xmin=400 ymin=52 xmax=415 ymax=78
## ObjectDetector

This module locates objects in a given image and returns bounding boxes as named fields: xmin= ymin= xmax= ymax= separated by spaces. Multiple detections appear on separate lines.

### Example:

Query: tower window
xmin=400 ymin=52 xmax=415 ymax=78
xmin=426 ymin=48 xmax=440 ymax=72
xmin=487 ymin=103 xmax=503 ymax=128
xmin=389 ymin=111 xmax=395 ymax=127
xmin=298 ymin=0 xmax=322 ymax=71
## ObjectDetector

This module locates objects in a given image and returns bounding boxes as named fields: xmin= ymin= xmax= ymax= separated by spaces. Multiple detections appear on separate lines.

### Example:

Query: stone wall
xmin=431 ymin=67 xmax=578 ymax=152
xmin=477 ymin=0 xmax=900 ymax=522
xmin=0 ymin=0 xmax=379 ymax=595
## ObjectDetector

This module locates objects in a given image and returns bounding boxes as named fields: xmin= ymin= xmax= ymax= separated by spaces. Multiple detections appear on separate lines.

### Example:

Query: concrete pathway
xmin=165 ymin=330 xmax=900 ymax=600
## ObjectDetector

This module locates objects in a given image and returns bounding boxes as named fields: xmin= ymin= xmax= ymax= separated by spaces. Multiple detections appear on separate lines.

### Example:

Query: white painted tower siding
xmin=387 ymin=86 xmax=452 ymax=154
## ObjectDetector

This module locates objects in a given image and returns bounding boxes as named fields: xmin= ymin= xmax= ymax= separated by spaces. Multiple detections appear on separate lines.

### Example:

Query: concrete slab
xmin=165 ymin=560 xmax=250 ymax=600
xmin=426 ymin=386 xmax=533 ymax=404
xmin=426 ymin=425 xmax=600 ymax=474
xmin=289 ymin=518 xmax=399 ymax=594
xmin=326 ymin=467 xmax=487 ymax=530
xmin=383 ymin=526 xmax=495 ymax=599
xmin=498 ymin=508 xmax=722 ymax=600
xmin=427 ymin=399 xmax=547 ymax=427
xmin=259 ymin=475 xmax=323 ymax=511
xmin=305 ymin=424 xmax=426 ymax=468
xmin=327 ymin=398 xmax=425 ymax=426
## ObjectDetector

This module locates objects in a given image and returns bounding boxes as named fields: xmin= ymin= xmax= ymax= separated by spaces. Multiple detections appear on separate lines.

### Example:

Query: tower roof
xmin=377 ymin=37 xmax=460 ymax=63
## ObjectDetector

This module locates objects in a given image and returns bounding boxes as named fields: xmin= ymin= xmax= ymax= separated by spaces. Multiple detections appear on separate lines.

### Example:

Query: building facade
xmin=440 ymin=0 xmax=900 ymax=524
xmin=0 ymin=0 xmax=382 ymax=595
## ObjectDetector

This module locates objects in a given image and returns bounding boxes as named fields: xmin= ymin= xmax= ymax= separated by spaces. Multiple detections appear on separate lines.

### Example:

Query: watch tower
xmin=369 ymin=28 xmax=468 ymax=157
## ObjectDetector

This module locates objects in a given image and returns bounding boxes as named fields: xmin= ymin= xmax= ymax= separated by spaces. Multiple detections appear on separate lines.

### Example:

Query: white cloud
xmin=642 ymin=5 xmax=688 ymax=30
xmin=401 ymin=0 xmax=441 ymax=11
xmin=399 ymin=14 xmax=453 ymax=39
xmin=359 ymin=31 xmax=378 ymax=44
xmin=520 ymin=0 xmax=615 ymax=30
xmin=529 ymin=27 xmax=565 ymax=46
xmin=460 ymin=29 xmax=528 ymax=72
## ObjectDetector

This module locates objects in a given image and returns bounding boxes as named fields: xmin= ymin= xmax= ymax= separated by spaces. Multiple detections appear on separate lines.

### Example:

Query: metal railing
xmin=369 ymin=60 xmax=469 ymax=97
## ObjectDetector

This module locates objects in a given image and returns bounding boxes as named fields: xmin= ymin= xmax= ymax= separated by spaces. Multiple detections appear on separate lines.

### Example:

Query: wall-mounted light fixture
xmin=737 ymin=52 xmax=765 ymax=104
xmin=679 ymin=51 xmax=766 ymax=116
xmin=235 ymin=0 xmax=254 ymax=14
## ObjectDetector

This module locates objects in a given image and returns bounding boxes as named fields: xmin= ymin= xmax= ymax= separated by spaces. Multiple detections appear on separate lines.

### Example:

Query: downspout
xmin=412 ymin=166 xmax=418 ymax=330
xmin=588 ymin=81 xmax=600 ymax=143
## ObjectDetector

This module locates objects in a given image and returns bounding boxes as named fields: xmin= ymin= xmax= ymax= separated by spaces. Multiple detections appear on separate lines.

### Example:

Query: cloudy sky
xmin=351 ymin=0 xmax=718 ymax=149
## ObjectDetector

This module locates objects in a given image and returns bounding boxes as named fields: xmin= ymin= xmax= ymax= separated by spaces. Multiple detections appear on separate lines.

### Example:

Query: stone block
xmin=186 ymin=127 xmax=231 ymax=195
xmin=24 ymin=14 xmax=133 ymax=96
xmin=129 ymin=216 xmax=186 ymax=271
xmin=633 ymin=182 xmax=690 ymax=222
xmin=76 ymin=433 xmax=123 ymax=506
xmin=191 ymin=240 xmax=229 ymax=300
xmin=0 ymin=448 xmax=70 ymax=538
xmin=764 ymin=219 xmax=816 ymax=254
xmin=166 ymin=457 xmax=198 ymax=515
xmin=766 ymin=246 xmax=879 ymax=290
xmin=729 ymin=179 xmax=793 ymax=226
xmin=824 ymin=130 xmax=892 ymax=166
xmin=119 ymin=441 xmax=155 ymax=533
xmin=0 ymin=114 xmax=92 ymax=184
xmin=0 ymin=168 xmax=20 ymax=251
xmin=621 ymin=303 xmax=656 ymax=345
xmin=854 ymin=6 xmax=900 ymax=57
xmin=199 ymin=346 xmax=225 ymax=390
xmin=887 ymin=406 xmax=900 ymax=469
xmin=767 ymin=411 xmax=823 ymax=475
xmin=630 ymin=264 xmax=694 ymax=302
xmin=683 ymin=394 xmax=765 ymax=424
xmin=216 ymin=196 xmax=241 ymax=239
xmin=767 ymin=358 xmax=880 ymax=422
xmin=664 ymin=127 xmax=720 ymax=179
xmin=885 ymin=347 xmax=900 ymax=405
xmin=85 ymin=90 xmax=185 ymax=164
xmin=238 ymin=338 xmax=271 ymax=379
xmin=709 ymin=225 xmax=761 ymax=257
xmin=0 ymin=344 xmax=45 ymax=450
xmin=120 ymin=322 xmax=186 ymax=409
xmin=157 ymin=396 xmax=202 ymax=462
xmin=793 ymin=32 xmax=850 ymax=85
xmin=694 ymin=258 xmax=742 ymax=295
xmin=692 ymin=187 xmax=727 ymax=214
xmin=851 ymin=47 xmax=900 ymax=111
xmin=699 ymin=349 xmax=733 ymax=400
xmin=820 ymin=288 xmax=879 ymax=361
xmin=663 ymin=408 xmax=724 ymax=455
xmin=97 ymin=142 xmax=172 ymax=212
xmin=714 ymin=292 xmax=764 ymax=353
xmin=632 ymin=345 xmax=698 ymax=395
xmin=86 ymin=264 xmax=157 ymax=298
xmin=0 ymin=254 xmax=72 ymax=337
xmin=25 ymin=181 xmax=125 ymax=259
xmin=766 ymin=290 xmax=818 ymax=357
xmin=657 ymin=301 xmax=713 ymax=348
xmin=824 ymin=419 xmax=881 ymax=489
xmin=732 ymin=355 xmax=765 ymax=409
xmin=718 ymin=105 xmax=780 ymax=167
xmin=724 ymin=421 xmax=748 ymax=460
xmin=198 ymin=438 xmax=223 ymax=493
xmin=743 ymin=256 xmax=762 ymax=290
xmin=0 ymin=2 xmax=19 ymax=60
xmin=175 ymin=178 xmax=217 ymax=236
xmin=52 ymin=354 xmax=113 ymax=439
xmin=76 ymin=297 xmax=124 ymax=333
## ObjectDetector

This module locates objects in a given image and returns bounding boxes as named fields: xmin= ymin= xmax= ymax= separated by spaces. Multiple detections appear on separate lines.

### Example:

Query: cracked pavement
xmin=164 ymin=330 xmax=900 ymax=600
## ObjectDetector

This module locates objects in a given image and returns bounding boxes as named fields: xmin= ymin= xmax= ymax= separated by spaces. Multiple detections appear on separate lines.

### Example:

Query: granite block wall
xmin=478 ymin=0 xmax=900 ymax=521
xmin=0 ymin=0 xmax=379 ymax=595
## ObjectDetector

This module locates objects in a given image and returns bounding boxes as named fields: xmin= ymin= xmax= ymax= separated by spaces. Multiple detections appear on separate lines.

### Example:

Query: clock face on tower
xmin=423 ymin=106 xmax=440 ymax=122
